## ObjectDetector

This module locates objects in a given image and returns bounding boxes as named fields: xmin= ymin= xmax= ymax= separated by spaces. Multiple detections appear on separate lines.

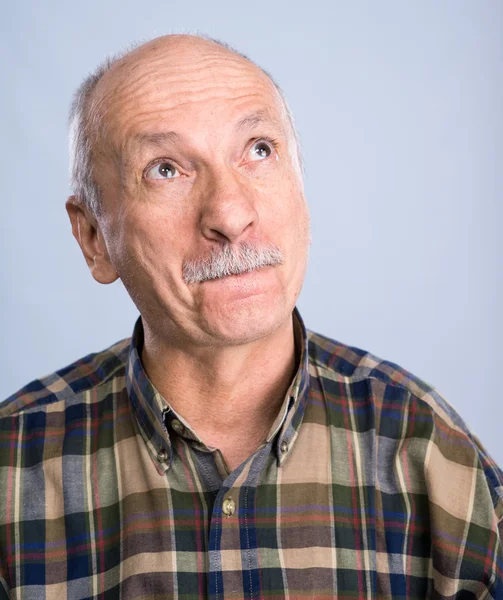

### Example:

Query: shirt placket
xmin=207 ymin=443 xmax=272 ymax=600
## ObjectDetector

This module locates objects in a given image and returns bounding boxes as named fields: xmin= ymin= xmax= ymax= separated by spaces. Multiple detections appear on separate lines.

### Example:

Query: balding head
xmin=69 ymin=34 xmax=302 ymax=217
xmin=65 ymin=33 xmax=311 ymax=349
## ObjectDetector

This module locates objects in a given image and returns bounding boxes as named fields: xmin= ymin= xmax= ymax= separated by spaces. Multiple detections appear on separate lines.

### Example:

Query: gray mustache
xmin=182 ymin=242 xmax=284 ymax=284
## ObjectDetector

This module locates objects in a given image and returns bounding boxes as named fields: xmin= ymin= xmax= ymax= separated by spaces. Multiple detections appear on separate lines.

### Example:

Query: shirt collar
xmin=126 ymin=308 xmax=310 ymax=474
xmin=267 ymin=308 xmax=310 ymax=465
xmin=126 ymin=322 xmax=173 ymax=474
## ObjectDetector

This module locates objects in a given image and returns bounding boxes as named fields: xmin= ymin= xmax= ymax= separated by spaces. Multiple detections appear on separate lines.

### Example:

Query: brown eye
xmin=249 ymin=140 xmax=273 ymax=161
xmin=145 ymin=162 xmax=179 ymax=180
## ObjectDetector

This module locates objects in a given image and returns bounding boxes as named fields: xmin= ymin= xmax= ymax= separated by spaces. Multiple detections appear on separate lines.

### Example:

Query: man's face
xmin=88 ymin=37 xmax=310 ymax=348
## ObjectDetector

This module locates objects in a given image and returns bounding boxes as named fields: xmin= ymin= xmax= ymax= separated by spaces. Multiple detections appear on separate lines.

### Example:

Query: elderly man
xmin=0 ymin=34 xmax=501 ymax=599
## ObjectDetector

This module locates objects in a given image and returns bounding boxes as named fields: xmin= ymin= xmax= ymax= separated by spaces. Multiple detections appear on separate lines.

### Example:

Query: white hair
xmin=68 ymin=35 xmax=303 ymax=217
xmin=182 ymin=241 xmax=284 ymax=284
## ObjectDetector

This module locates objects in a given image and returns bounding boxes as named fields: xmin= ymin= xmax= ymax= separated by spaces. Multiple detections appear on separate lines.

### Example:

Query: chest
xmin=2 ymin=425 xmax=433 ymax=599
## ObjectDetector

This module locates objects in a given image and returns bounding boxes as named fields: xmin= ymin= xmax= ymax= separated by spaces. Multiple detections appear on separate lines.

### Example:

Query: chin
xmin=199 ymin=296 xmax=290 ymax=346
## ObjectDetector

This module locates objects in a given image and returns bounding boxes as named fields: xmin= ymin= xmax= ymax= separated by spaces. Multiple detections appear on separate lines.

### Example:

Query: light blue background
xmin=1 ymin=1 xmax=501 ymax=465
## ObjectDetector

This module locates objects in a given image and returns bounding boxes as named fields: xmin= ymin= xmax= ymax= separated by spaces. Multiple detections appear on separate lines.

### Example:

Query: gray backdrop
xmin=1 ymin=1 xmax=501 ymax=465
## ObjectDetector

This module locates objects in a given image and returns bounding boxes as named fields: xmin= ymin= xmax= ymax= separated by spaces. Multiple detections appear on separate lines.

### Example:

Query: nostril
xmin=209 ymin=229 xmax=230 ymax=243
xmin=200 ymin=202 xmax=257 ymax=245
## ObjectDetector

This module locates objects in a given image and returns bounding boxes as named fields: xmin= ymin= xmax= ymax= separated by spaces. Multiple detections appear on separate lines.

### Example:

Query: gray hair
xmin=182 ymin=240 xmax=284 ymax=284
xmin=68 ymin=35 xmax=303 ymax=218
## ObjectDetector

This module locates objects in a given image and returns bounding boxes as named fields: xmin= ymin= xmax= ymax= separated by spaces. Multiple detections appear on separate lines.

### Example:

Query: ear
xmin=65 ymin=196 xmax=119 ymax=284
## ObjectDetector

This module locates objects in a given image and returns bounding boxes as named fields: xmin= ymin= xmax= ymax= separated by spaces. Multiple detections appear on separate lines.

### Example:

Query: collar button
xmin=157 ymin=448 xmax=168 ymax=462
xmin=280 ymin=440 xmax=289 ymax=454
xmin=171 ymin=419 xmax=185 ymax=435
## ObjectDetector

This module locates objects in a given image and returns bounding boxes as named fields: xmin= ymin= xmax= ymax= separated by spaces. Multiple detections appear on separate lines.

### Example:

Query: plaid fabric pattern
xmin=0 ymin=309 xmax=502 ymax=599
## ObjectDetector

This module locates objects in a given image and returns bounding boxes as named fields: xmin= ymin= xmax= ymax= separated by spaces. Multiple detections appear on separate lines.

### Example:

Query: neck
xmin=141 ymin=315 xmax=297 ymax=471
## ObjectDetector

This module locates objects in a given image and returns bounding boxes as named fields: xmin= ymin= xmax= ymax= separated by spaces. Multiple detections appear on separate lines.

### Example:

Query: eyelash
xmin=143 ymin=158 xmax=180 ymax=179
xmin=143 ymin=137 xmax=279 ymax=178
xmin=255 ymin=136 xmax=279 ymax=151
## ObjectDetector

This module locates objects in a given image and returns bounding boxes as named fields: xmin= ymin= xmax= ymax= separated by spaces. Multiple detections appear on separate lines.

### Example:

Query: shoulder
xmin=306 ymin=328 xmax=503 ymax=507
xmin=307 ymin=327 xmax=472 ymax=428
xmin=0 ymin=337 xmax=131 ymax=419
xmin=306 ymin=328 xmax=442 ymax=405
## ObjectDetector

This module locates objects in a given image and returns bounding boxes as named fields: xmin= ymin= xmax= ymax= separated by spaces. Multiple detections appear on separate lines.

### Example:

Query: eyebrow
xmin=234 ymin=109 xmax=283 ymax=133
xmin=130 ymin=130 xmax=181 ymax=150
xmin=128 ymin=109 xmax=283 ymax=154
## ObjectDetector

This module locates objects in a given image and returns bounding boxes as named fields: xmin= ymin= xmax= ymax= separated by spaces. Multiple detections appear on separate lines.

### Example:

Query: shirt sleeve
xmin=423 ymin=398 xmax=503 ymax=599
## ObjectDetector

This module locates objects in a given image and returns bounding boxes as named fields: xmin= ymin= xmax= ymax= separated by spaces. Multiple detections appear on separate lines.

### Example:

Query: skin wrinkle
xmin=108 ymin=93 xmax=279 ymax=138
xmin=68 ymin=34 xmax=303 ymax=222
xmin=66 ymin=35 xmax=311 ymax=470
xmin=124 ymin=117 xmax=283 ymax=171
xmin=130 ymin=110 xmax=283 ymax=154
xmin=98 ymin=53 xmax=268 ymax=114
xmin=112 ymin=97 xmax=287 ymax=200
xmin=91 ymin=49 xmax=296 ymax=189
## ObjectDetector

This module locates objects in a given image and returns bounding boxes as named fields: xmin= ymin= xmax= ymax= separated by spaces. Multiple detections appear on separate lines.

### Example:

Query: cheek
xmin=260 ymin=177 xmax=307 ymax=238
xmin=255 ymin=168 xmax=292 ymax=208
xmin=109 ymin=211 xmax=183 ymax=282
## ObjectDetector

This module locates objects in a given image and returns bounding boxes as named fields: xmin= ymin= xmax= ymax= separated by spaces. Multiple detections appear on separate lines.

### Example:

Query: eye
xmin=249 ymin=139 xmax=274 ymax=161
xmin=145 ymin=161 xmax=180 ymax=180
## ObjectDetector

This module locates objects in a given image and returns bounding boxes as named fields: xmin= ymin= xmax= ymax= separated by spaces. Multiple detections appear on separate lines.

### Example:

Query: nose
xmin=199 ymin=167 xmax=258 ymax=244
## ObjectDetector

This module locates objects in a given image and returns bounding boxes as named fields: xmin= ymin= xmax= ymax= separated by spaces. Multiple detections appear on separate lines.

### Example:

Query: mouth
xmin=192 ymin=265 xmax=278 ymax=301
xmin=204 ymin=265 xmax=272 ymax=282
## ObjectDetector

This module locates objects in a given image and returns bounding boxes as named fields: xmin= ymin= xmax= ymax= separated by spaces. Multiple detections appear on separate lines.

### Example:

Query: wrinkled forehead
xmin=90 ymin=39 xmax=288 ymax=149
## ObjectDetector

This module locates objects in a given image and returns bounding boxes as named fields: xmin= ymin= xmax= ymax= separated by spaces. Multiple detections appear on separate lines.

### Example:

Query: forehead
xmin=92 ymin=39 xmax=286 ymax=146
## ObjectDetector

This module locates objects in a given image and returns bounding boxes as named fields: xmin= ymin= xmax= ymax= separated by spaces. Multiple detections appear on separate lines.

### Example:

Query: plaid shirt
xmin=1 ymin=309 xmax=502 ymax=599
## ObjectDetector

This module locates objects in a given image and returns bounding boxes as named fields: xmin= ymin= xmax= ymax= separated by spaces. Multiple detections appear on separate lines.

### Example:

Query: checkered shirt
xmin=1 ymin=309 xmax=502 ymax=599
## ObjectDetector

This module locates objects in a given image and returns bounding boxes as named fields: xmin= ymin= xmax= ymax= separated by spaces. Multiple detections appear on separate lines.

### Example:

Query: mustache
xmin=182 ymin=241 xmax=284 ymax=284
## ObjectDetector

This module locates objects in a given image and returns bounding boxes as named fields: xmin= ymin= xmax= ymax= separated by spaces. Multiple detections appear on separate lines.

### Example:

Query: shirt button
xmin=171 ymin=419 xmax=184 ymax=435
xmin=157 ymin=448 xmax=168 ymax=462
xmin=222 ymin=497 xmax=236 ymax=517
xmin=280 ymin=440 xmax=289 ymax=454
